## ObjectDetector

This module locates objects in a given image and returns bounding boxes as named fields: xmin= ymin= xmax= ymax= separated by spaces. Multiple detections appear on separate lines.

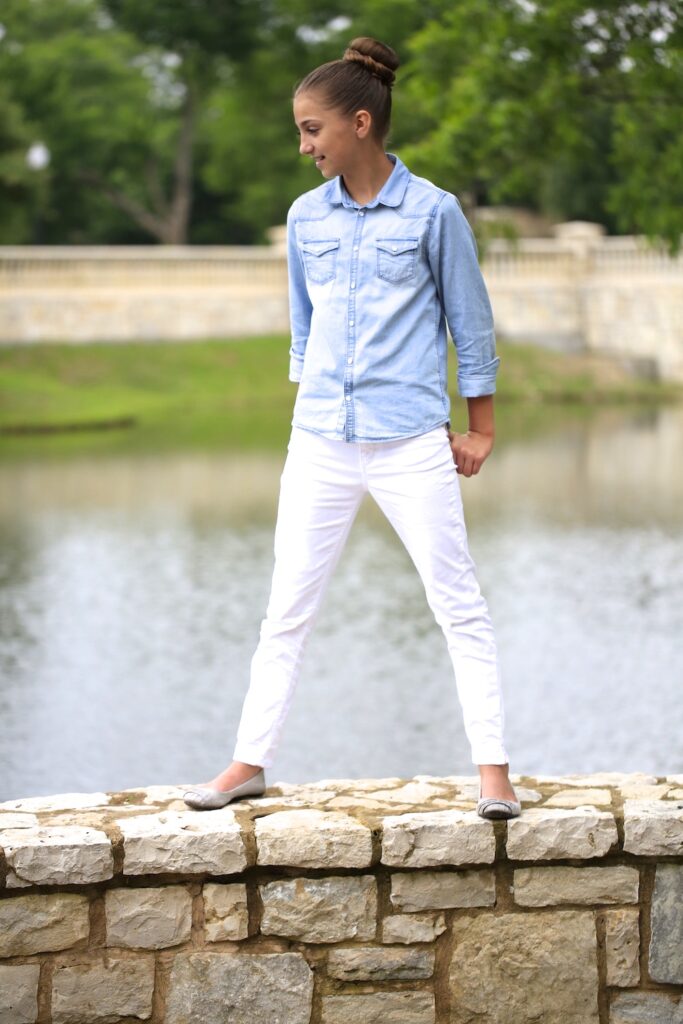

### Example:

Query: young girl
xmin=184 ymin=36 xmax=521 ymax=820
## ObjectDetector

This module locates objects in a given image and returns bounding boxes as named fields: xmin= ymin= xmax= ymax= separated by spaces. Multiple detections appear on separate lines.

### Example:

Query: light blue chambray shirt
xmin=287 ymin=153 xmax=499 ymax=442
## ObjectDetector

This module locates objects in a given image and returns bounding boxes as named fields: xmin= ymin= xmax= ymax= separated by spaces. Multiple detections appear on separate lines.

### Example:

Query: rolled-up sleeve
xmin=427 ymin=193 xmax=499 ymax=397
xmin=286 ymin=203 xmax=312 ymax=383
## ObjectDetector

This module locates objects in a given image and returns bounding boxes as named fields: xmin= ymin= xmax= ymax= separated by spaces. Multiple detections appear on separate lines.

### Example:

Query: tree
xmin=394 ymin=0 xmax=683 ymax=252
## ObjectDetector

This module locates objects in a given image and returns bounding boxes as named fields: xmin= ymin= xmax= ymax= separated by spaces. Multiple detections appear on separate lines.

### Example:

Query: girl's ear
xmin=354 ymin=109 xmax=373 ymax=139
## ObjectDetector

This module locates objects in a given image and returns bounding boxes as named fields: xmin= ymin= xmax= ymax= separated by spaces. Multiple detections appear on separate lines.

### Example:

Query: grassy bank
xmin=0 ymin=336 xmax=679 ymax=457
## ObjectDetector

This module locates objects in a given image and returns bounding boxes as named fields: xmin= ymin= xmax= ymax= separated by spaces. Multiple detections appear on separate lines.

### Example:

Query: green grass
xmin=0 ymin=335 xmax=679 ymax=459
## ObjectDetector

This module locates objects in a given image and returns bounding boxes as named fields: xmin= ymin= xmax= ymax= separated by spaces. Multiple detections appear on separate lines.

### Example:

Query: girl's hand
xmin=447 ymin=429 xmax=494 ymax=477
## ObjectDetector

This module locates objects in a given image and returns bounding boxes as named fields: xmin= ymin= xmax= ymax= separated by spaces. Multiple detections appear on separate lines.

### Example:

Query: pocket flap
xmin=301 ymin=239 xmax=340 ymax=257
xmin=376 ymin=237 xmax=419 ymax=256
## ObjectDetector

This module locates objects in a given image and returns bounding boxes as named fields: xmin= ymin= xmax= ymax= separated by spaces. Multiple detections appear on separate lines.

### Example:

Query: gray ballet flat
xmin=476 ymin=780 xmax=521 ymax=820
xmin=183 ymin=769 xmax=266 ymax=811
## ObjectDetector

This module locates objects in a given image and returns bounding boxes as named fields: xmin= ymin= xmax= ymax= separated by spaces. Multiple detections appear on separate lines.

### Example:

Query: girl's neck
xmin=341 ymin=150 xmax=394 ymax=206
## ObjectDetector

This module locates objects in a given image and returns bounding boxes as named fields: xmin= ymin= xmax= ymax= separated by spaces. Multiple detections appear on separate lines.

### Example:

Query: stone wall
xmin=1 ymin=232 xmax=682 ymax=381
xmin=1 ymin=773 xmax=682 ymax=1024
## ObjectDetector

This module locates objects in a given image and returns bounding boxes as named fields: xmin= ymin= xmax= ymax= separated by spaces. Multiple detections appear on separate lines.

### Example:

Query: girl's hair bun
xmin=343 ymin=37 xmax=399 ymax=88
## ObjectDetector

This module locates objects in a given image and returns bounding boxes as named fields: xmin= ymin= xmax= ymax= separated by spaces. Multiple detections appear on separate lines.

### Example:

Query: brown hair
xmin=294 ymin=36 xmax=400 ymax=141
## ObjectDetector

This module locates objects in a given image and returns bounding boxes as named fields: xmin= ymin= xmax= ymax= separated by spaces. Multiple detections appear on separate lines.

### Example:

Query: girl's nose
xmin=299 ymin=138 xmax=313 ymax=156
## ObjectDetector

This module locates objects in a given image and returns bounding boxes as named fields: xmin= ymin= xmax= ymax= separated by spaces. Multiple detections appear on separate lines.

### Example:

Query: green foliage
xmin=0 ymin=0 xmax=680 ymax=248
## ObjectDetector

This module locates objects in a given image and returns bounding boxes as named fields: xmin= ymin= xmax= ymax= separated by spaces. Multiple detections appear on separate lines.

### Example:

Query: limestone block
xmin=165 ymin=952 xmax=313 ymax=1024
xmin=382 ymin=811 xmax=495 ymax=867
xmin=449 ymin=910 xmax=599 ymax=1023
xmin=0 ymin=793 xmax=110 ymax=812
xmin=260 ymin=875 xmax=376 ymax=943
xmin=321 ymin=992 xmax=435 ymax=1024
xmin=610 ymin=992 xmax=683 ymax=1024
xmin=649 ymin=864 xmax=683 ymax=984
xmin=382 ymin=912 xmax=447 ymax=944
xmin=117 ymin=809 xmax=247 ymax=875
xmin=105 ymin=886 xmax=192 ymax=949
xmin=371 ymin=782 xmax=451 ymax=804
xmin=327 ymin=947 xmax=434 ymax=980
xmin=604 ymin=908 xmax=640 ymax=987
xmin=534 ymin=773 xmax=656 ymax=789
xmin=390 ymin=870 xmax=495 ymax=911
xmin=51 ymin=958 xmax=155 ymax=1023
xmin=0 ymin=893 xmax=90 ymax=957
xmin=513 ymin=865 xmax=639 ymax=907
xmin=0 ymin=814 xmax=38 ymax=830
xmin=1 ymin=826 xmax=113 ymax=887
xmin=0 ymin=964 xmax=40 ymax=1024
xmin=506 ymin=807 xmax=617 ymax=861
xmin=544 ymin=788 xmax=612 ymax=808
xmin=203 ymin=883 xmax=248 ymax=942
xmin=623 ymin=800 xmax=683 ymax=856
xmin=255 ymin=810 xmax=372 ymax=868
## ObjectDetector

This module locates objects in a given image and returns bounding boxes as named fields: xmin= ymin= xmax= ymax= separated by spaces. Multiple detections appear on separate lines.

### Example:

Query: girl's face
xmin=293 ymin=90 xmax=365 ymax=179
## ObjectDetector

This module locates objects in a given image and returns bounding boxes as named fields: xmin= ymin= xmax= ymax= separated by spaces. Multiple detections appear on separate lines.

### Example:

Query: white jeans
xmin=233 ymin=425 xmax=509 ymax=768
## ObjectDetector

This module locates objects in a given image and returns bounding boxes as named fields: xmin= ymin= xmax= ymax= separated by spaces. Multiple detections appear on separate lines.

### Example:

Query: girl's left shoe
xmin=476 ymin=780 xmax=521 ymax=820
xmin=183 ymin=769 xmax=267 ymax=811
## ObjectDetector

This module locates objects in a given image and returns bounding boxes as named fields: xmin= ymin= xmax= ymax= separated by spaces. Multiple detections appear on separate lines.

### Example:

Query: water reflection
xmin=1 ymin=406 xmax=682 ymax=800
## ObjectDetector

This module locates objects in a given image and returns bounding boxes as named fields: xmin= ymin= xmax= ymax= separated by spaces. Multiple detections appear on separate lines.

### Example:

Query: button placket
xmin=343 ymin=207 xmax=366 ymax=440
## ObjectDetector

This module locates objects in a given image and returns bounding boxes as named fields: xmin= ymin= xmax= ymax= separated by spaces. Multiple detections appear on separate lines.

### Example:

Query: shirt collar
xmin=322 ymin=153 xmax=410 ymax=209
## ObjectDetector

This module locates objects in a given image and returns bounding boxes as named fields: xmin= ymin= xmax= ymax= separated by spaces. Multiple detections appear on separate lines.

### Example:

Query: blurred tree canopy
xmin=0 ymin=0 xmax=680 ymax=250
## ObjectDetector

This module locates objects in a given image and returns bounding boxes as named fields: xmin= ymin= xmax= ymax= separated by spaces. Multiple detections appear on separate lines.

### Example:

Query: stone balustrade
xmin=1 ymin=772 xmax=682 ymax=1023
xmin=1 ymin=234 xmax=682 ymax=381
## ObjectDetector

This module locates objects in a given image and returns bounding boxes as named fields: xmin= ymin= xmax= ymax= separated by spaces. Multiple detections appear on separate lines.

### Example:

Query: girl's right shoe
xmin=183 ymin=769 xmax=266 ymax=811
xmin=476 ymin=779 xmax=521 ymax=820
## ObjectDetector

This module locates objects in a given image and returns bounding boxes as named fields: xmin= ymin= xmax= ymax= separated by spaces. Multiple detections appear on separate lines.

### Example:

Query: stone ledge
xmin=3 ymin=773 xmax=682 ymax=882
xmin=1 ymin=774 xmax=682 ymax=1024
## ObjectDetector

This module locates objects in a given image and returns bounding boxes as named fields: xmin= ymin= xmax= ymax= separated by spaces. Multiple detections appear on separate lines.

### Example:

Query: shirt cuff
xmin=457 ymin=358 xmax=500 ymax=397
xmin=289 ymin=354 xmax=304 ymax=382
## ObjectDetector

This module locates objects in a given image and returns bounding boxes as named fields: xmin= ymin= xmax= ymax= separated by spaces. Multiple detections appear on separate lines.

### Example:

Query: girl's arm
xmin=286 ymin=204 xmax=313 ymax=382
xmin=427 ymin=193 xmax=499 ymax=476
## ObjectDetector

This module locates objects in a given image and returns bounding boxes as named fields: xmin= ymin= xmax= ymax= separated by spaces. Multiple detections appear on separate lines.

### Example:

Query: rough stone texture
xmin=544 ymin=788 xmax=613 ymax=808
xmin=449 ymin=910 xmax=599 ymax=1023
xmin=255 ymin=810 xmax=372 ymax=868
xmin=260 ymin=875 xmax=377 ymax=943
xmin=610 ymin=992 xmax=683 ymax=1024
xmin=0 ymin=965 xmax=41 ymax=1024
xmin=0 ymin=793 xmax=110 ymax=812
xmin=534 ymin=773 xmax=657 ymax=789
xmin=390 ymin=870 xmax=495 ymax=911
xmin=0 ymin=826 xmax=113 ymax=887
xmin=506 ymin=807 xmax=617 ymax=861
xmin=0 ymin=893 xmax=90 ymax=957
xmin=382 ymin=912 xmax=447 ymax=944
xmin=649 ymin=864 xmax=683 ymax=984
xmin=603 ymin=908 xmax=640 ymax=987
xmin=513 ymin=865 xmax=639 ymax=906
xmin=0 ymin=814 xmax=38 ymax=830
xmin=105 ymin=886 xmax=192 ymax=949
xmin=382 ymin=810 xmax=495 ymax=867
xmin=51 ymin=958 xmax=155 ymax=1023
xmin=203 ymin=883 xmax=248 ymax=942
xmin=165 ymin=952 xmax=313 ymax=1024
xmin=623 ymin=799 xmax=683 ymax=856
xmin=321 ymin=992 xmax=435 ymax=1024
xmin=117 ymin=809 xmax=247 ymax=875
xmin=327 ymin=947 xmax=434 ymax=980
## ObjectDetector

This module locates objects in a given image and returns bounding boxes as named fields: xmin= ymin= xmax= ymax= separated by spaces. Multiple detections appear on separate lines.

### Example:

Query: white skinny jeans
xmin=233 ymin=424 xmax=509 ymax=768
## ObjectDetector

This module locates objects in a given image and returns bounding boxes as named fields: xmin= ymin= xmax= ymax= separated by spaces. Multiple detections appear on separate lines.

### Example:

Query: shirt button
xmin=359 ymin=211 xmax=365 ymax=216
xmin=345 ymin=395 xmax=351 ymax=401
xmin=353 ymin=246 xmax=359 ymax=251
xmin=351 ymin=283 xmax=356 ymax=289
xmin=347 ymin=357 xmax=353 ymax=364
xmin=349 ymin=320 xmax=354 ymax=326
xmin=392 ymin=245 xmax=397 ymax=251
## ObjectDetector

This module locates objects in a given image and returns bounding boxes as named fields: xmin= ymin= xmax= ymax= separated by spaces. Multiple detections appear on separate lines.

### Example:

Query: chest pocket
xmin=300 ymin=238 xmax=340 ymax=284
xmin=376 ymin=237 xmax=419 ymax=283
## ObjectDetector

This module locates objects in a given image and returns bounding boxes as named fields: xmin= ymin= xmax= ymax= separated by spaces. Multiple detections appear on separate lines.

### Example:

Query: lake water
xmin=1 ymin=406 xmax=682 ymax=800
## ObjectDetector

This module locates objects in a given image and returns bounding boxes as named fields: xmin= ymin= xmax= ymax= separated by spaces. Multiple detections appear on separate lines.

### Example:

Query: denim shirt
xmin=287 ymin=153 xmax=499 ymax=442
